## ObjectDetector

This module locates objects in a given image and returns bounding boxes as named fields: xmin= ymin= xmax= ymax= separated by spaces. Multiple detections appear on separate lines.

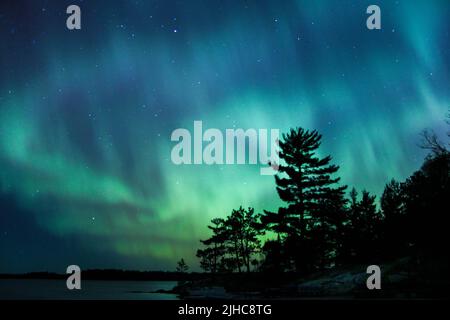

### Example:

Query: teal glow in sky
xmin=0 ymin=0 xmax=449 ymax=272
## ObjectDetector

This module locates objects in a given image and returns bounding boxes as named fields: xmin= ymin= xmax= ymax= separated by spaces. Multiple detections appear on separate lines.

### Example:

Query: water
xmin=0 ymin=279 xmax=179 ymax=300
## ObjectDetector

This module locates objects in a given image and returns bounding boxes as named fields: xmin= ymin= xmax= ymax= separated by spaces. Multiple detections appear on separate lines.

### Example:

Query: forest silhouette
xmin=193 ymin=112 xmax=450 ymax=296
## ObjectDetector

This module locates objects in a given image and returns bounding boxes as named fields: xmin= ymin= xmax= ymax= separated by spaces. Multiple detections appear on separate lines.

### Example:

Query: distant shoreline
xmin=0 ymin=270 xmax=205 ymax=282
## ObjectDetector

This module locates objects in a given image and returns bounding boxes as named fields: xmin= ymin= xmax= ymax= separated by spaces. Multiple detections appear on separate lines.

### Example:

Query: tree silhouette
xmin=197 ymin=207 xmax=262 ymax=273
xmin=403 ymin=151 xmax=450 ymax=278
xmin=176 ymin=258 xmax=189 ymax=273
xmin=196 ymin=218 xmax=227 ymax=273
xmin=262 ymin=128 xmax=346 ymax=272
xmin=339 ymin=188 xmax=382 ymax=264
xmin=226 ymin=207 xmax=263 ymax=272
xmin=380 ymin=179 xmax=408 ymax=259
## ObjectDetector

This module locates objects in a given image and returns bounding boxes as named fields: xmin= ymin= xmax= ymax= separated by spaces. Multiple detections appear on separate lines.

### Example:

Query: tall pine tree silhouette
xmin=263 ymin=128 xmax=346 ymax=272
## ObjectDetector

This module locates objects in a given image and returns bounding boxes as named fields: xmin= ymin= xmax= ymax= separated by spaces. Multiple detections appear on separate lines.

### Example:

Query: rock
xmin=297 ymin=271 xmax=367 ymax=297
xmin=186 ymin=286 xmax=232 ymax=299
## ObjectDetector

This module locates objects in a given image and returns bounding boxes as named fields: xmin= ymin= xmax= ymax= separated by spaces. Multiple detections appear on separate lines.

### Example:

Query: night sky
xmin=0 ymin=0 xmax=449 ymax=273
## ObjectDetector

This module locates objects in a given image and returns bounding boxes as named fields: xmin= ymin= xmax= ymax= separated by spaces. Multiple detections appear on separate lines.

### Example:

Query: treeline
xmin=196 ymin=114 xmax=450 ymax=278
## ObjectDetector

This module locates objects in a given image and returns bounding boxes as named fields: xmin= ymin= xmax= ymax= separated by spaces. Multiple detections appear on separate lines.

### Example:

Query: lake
xmin=0 ymin=279 xmax=179 ymax=300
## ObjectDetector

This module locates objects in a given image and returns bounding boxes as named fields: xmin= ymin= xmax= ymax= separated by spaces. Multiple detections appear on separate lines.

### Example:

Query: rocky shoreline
xmin=166 ymin=258 xmax=450 ymax=300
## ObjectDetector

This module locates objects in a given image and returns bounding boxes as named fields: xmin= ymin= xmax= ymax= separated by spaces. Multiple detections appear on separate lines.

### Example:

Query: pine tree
xmin=342 ymin=188 xmax=382 ymax=263
xmin=176 ymin=258 xmax=189 ymax=273
xmin=197 ymin=208 xmax=262 ymax=273
xmin=381 ymin=179 xmax=408 ymax=259
xmin=225 ymin=207 xmax=263 ymax=272
xmin=262 ymin=128 xmax=346 ymax=272
xmin=196 ymin=218 xmax=227 ymax=273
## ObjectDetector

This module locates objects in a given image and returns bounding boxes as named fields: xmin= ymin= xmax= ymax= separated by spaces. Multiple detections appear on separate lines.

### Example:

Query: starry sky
xmin=0 ymin=0 xmax=449 ymax=273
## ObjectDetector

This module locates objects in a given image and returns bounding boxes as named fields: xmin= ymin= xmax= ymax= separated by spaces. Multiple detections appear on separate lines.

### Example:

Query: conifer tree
xmin=262 ymin=128 xmax=346 ymax=271
xmin=196 ymin=218 xmax=227 ymax=273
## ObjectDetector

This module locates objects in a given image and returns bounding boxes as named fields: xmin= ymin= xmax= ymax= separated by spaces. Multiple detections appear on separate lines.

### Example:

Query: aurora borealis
xmin=0 ymin=0 xmax=449 ymax=273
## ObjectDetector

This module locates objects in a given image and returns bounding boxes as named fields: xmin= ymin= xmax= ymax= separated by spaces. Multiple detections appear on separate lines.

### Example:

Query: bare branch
xmin=419 ymin=129 xmax=448 ymax=155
